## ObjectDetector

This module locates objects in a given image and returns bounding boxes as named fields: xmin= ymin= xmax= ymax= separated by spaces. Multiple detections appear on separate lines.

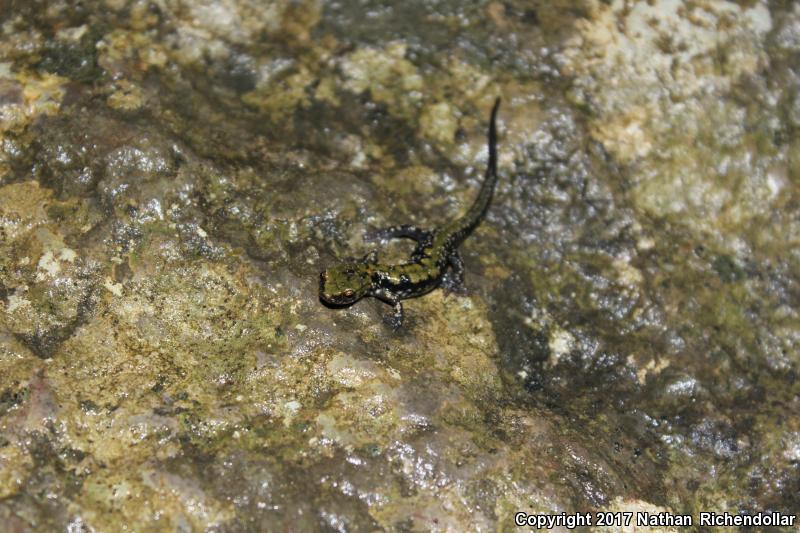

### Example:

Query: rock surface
xmin=1 ymin=0 xmax=798 ymax=530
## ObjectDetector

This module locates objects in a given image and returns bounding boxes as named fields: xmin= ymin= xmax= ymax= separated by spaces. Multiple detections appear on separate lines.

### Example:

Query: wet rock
xmin=0 ymin=0 xmax=798 ymax=529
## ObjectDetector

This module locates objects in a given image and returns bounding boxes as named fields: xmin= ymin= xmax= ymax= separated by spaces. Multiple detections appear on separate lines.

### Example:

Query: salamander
xmin=319 ymin=97 xmax=500 ymax=328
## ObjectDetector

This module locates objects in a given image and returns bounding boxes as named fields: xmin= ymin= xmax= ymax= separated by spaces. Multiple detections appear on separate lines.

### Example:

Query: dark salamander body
xmin=319 ymin=98 xmax=500 ymax=327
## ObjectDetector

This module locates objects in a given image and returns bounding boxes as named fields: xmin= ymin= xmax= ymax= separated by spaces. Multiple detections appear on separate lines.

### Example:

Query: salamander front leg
xmin=372 ymin=287 xmax=404 ymax=329
xmin=386 ymin=301 xmax=404 ymax=329
xmin=364 ymin=225 xmax=432 ymax=244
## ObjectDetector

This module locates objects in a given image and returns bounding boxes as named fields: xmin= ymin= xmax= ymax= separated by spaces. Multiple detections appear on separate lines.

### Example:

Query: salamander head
xmin=319 ymin=264 xmax=372 ymax=306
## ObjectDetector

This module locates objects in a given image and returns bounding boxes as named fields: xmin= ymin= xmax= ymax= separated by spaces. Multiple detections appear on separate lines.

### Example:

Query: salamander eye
xmin=344 ymin=289 xmax=355 ymax=297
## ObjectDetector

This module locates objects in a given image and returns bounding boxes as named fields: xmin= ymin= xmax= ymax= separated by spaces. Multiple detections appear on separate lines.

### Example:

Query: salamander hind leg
xmin=364 ymin=225 xmax=432 ymax=244
xmin=441 ymin=250 xmax=466 ymax=295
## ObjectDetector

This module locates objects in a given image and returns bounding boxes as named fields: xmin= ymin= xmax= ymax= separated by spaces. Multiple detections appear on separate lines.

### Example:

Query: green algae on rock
xmin=1 ymin=0 xmax=799 ymax=530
